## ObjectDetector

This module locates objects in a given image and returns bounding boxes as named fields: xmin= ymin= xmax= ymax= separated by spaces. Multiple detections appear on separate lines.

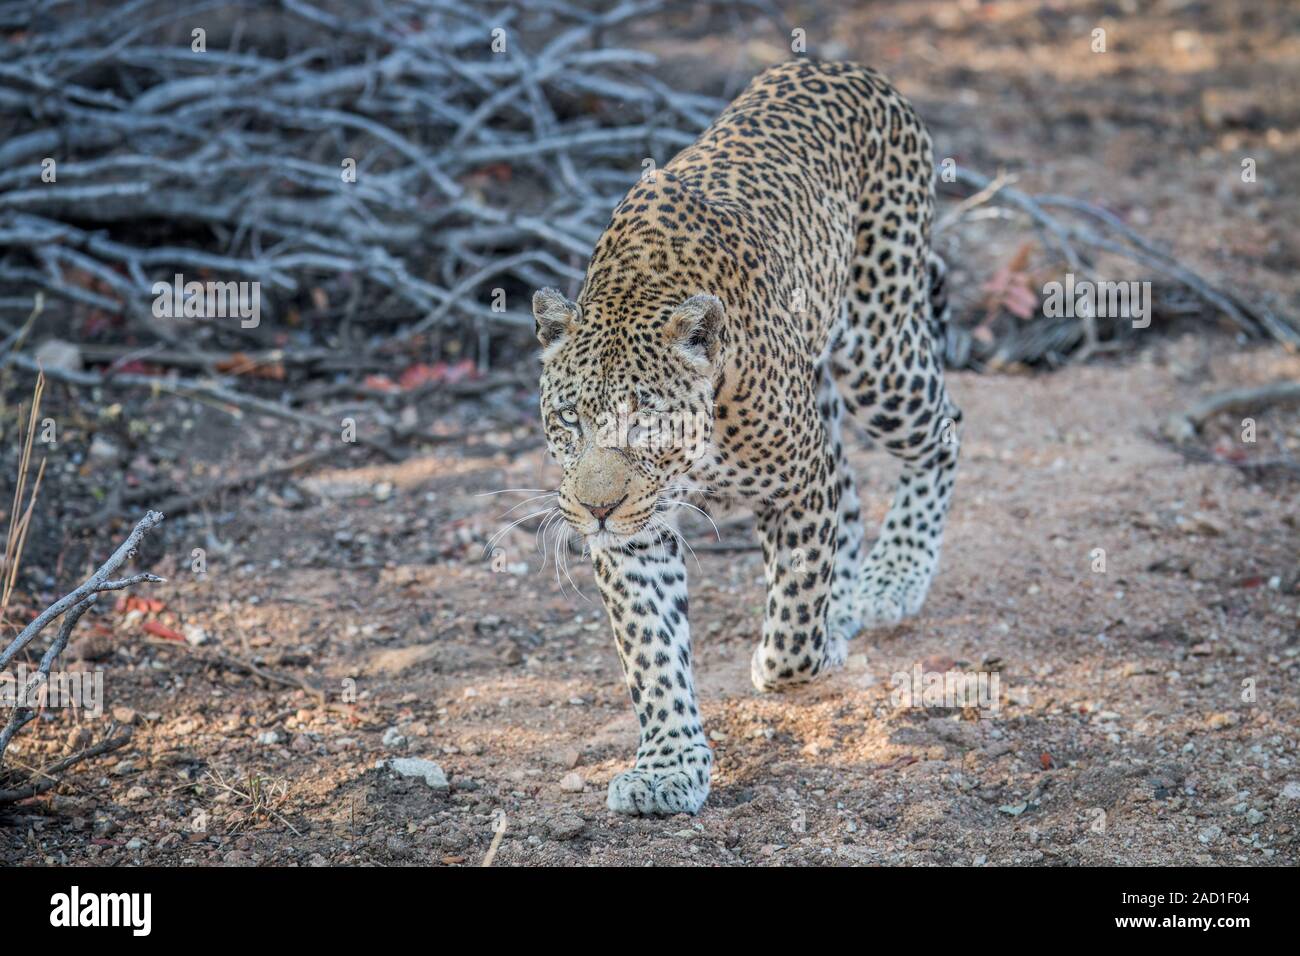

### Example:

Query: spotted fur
xmin=533 ymin=61 xmax=962 ymax=816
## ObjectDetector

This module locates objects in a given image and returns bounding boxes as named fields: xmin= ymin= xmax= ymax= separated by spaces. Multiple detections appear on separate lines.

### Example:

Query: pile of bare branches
xmin=0 ymin=0 xmax=749 ymax=363
xmin=0 ymin=0 xmax=1293 ymax=380
xmin=935 ymin=169 xmax=1300 ymax=369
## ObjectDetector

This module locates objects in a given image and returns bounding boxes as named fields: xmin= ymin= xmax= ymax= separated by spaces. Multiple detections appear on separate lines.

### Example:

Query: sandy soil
xmin=3 ymin=334 xmax=1296 ymax=866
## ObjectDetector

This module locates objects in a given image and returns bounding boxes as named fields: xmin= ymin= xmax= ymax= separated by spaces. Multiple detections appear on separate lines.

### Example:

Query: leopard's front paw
xmin=750 ymin=632 xmax=846 ymax=692
xmin=859 ymin=572 xmax=931 ymax=627
xmin=607 ymin=766 xmax=710 ymax=816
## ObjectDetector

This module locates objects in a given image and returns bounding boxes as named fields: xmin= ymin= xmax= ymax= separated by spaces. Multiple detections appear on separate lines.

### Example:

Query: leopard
xmin=531 ymin=60 xmax=962 ymax=816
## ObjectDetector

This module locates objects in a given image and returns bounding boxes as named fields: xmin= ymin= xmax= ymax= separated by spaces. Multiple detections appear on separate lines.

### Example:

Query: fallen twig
xmin=0 ymin=729 xmax=133 ymax=803
xmin=0 ymin=510 xmax=164 ymax=779
xmin=1160 ymin=381 xmax=1300 ymax=444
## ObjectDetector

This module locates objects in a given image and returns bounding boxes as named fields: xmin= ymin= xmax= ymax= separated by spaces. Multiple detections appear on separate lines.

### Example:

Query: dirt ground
xmin=2 ymin=334 xmax=1297 ymax=866
xmin=3 ymin=1 xmax=1299 ymax=866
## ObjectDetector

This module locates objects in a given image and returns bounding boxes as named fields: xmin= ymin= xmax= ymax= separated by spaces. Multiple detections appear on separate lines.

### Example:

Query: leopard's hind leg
xmin=829 ymin=123 xmax=961 ymax=626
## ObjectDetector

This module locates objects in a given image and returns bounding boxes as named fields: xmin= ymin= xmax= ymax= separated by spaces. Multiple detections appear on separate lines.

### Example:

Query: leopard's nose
xmin=582 ymin=496 xmax=625 ymax=522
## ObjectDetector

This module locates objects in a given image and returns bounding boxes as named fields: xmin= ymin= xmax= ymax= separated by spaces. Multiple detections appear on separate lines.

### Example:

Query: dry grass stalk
xmin=1 ymin=369 xmax=46 ymax=621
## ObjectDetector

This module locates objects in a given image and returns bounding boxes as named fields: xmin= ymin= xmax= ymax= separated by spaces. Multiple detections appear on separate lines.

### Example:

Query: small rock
xmin=1206 ymin=712 xmax=1238 ymax=730
xmin=381 ymin=726 xmax=408 ymax=750
xmin=34 ymin=338 xmax=82 ymax=373
xmin=1280 ymin=781 xmax=1300 ymax=801
xmin=1245 ymin=808 xmax=1265 ymax=825
xmin=184 ymin=625 xmax=209 ymax=646
xmin=559 ymin=772 xmax=585 ymax=793
xmin=123 ymin=786 xmax=150 ymax=803
xmin=256 ymin=729 xmax=285 ymax=746
xmin=387 ymin=757 xmax=449 ymax=792
xmin=291 ymin=734 xmax=314 ymax=754
xmin=88 ymin=435 xmax=120 ymax=462
xmin=547 ymin=815 xmax=586 ymax=841
xmin=111 ymin=706 xmax=138 ymax=725
xmin=1197 ymin=824 xmax=1222 ymax=844
xmin=125 ymin=838 xmax=144 ymax=851
xmin=69 ymin=634 xmax=115 ymax=663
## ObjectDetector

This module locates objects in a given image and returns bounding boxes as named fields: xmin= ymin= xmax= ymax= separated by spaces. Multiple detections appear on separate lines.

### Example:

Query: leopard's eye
xmin=558 ymin=407 xmax=580 ymax=429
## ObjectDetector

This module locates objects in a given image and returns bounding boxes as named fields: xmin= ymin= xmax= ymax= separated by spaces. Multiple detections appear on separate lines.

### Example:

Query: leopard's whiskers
xmin=498 ymin=491 xmax=558 ymax=518
xmin=556 ymin=523 xmax=589 ymax=601
xmin=483 ymin=506 xmax=555 ymax=559
xmin=657 ymin=497 xmax=721 ymax=541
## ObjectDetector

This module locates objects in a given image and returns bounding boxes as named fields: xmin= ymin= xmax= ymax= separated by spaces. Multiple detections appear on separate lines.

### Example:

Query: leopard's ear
xmin=664 ymin=294 xmax=723 ymax=364
xmin=533 ymin=288 xmax=578 ymax=349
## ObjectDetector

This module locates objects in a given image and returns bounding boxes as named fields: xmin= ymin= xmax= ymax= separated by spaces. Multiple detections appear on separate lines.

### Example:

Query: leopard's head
xmin=534 ymin=287 xmax=722 ymax=547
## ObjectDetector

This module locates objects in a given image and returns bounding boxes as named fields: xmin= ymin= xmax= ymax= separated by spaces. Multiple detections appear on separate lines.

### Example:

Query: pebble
xmin=111 ymin=706 xmax=138 ymax=725
xmin=1280 ymin=781 xmax=1300 ymax=801
xmin=256 ymin=729 xmax=285 ymax=746
xmin=1206 ymin=712 xmax=1238 ymax=730
xmin=123 ymin=786 xmax=150 ymax=802
xmin=547 ymin=815 xmax=587 ymax=841
xmin=381 ymin=726 xmax=408 ymax=750
xmin=1245 ymin=808 xmax=1265 ymax=825
xmin=126 ymin=838 xmax=144 ymax=851
xmin=559 ymin=772 xmax=586 ymax=793
xmin=1197 ymin=824 xmax=1222 ymax=844
xmin=387 ymin=758 xmax=449 ymax=792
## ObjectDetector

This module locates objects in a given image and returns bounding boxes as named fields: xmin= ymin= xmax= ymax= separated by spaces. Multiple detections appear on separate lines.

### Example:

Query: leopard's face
xmin=534 ymin=288 xmax=722 ymax=546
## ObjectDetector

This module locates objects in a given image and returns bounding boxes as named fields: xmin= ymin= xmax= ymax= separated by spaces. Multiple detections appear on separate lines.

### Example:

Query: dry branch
xmin=938 ymin=167 xmax=1299 ymax=367
xmin=0 ymin=510 xmax=165 ymax=792
xmin=1160 ymin=381 xmax=1300 ymax=445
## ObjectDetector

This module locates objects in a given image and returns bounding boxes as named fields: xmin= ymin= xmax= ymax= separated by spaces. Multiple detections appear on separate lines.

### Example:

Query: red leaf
xmin=142 ymin=620 xmax=184 ymax=642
